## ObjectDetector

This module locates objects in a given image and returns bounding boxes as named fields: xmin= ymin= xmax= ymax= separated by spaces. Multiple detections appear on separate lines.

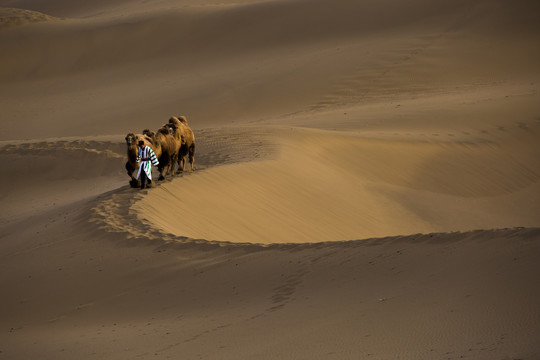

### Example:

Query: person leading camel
xmin=136 ymin=140 xmax=159 ymax=189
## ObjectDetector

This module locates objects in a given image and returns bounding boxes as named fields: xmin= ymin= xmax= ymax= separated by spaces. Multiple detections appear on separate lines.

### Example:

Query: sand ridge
xmin=133 ymin=123 xmax=540 ymax=244
xmin=0 ymin=7 xmax=58 ymax=28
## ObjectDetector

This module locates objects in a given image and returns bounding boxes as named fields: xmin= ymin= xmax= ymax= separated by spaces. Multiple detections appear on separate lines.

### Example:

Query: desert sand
xmin=1 ymin=0 xmax=540 ymax=359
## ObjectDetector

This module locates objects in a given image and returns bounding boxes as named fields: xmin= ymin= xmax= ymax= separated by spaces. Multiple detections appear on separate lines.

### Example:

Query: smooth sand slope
xmin=135 ymin=124 xmax=540 ymax=244
xmin=1 ymin=0 xmax=540 ymax=359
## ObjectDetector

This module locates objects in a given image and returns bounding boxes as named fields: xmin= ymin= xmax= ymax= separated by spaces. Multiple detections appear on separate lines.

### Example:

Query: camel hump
xmin=142 ymin=129 xmax=154 ymax=137
xmin=140 ymin=132 xmax=156 ymax=147
xmin=157 ymin=127 xmax=170 ymax=135
xmin=169 ymin=115 xmax=188 ymax=125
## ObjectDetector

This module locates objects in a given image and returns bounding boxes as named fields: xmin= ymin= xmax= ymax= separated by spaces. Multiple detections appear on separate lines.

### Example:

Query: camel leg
xmin=126 ymin=161 xmax=139 ymax=188
xmin=158 ymin=153 xmax=170 ymax=180
xmin=175 ymin=154 xmax=181 ymax=174
xmin=171 ymin=153 xmax=178 ymax=175
xmin=166 ymin=154 xmax=173 ymax=176
xmin=169 ymin=154 xmax=177 ymax=175
xmin=157 ymin=162 xmax=165 ymax=181
xmin=177 ymin=154 xmax=185 ymax=173
xmin=166 ymin=155 xmax=173 ymax=176
xmin=125 ymin=161 xmax=133 ymax=176
xmin=189 ymin=145 xmax=195 ymax=171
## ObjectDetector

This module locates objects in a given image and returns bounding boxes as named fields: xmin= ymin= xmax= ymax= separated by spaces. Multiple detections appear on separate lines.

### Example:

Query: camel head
xmin=125 ymin=133 xmax=136 ymax=145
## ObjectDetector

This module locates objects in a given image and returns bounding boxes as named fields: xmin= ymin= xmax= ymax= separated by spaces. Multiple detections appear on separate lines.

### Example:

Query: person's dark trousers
xmin=140 ymin=171 xmax=151 ymax=189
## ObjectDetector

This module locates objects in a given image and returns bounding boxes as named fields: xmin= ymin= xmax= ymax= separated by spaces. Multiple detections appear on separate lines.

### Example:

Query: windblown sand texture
xmin=1 ymin=0 xmax=540 ymax=359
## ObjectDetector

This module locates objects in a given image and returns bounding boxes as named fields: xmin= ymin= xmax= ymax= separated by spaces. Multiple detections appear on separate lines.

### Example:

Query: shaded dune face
xmin=0 ymin=139 xmax=126 ymax=221
xmin=0 ymin=140 xmax=125 ymax=180
xmin=1 ymin=0 xmax=540 ymax=140
xmin=1 ymin=0 xmax=538 ymax=79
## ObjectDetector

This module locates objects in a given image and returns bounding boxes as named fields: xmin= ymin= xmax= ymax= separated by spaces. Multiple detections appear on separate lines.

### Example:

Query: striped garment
xmin=136 ymin=146 xmax=159 ymax=181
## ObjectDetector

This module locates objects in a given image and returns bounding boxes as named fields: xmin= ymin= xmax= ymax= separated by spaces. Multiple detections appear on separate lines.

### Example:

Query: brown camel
xmin=142 ymin=127 xmax=178 ymax=180
xmin=168 ymin=116 xmax=196 ymax=172
xmin=160 ymin=124 xmax=183 ymax=173
xmin=125 ymin=133 xmax=154 ymax=187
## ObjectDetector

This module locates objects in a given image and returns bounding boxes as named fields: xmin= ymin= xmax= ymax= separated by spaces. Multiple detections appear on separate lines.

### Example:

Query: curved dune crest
xmin=0 ymin=8 xmax=58 ymax=28
xmin=132 ymin=126 xmax=540 ymax=244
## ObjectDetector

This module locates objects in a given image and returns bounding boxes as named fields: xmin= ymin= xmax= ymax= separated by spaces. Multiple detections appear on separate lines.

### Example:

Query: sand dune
xmin=0 ymin=138 xmax=126 ymax=222
xmin=134 ymin=124 xmax=540 ymax=244
xmin=1 ymin=0 xmax=539 ymax=139
xmin=1 ymin=0 xmax=540 ymax=358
